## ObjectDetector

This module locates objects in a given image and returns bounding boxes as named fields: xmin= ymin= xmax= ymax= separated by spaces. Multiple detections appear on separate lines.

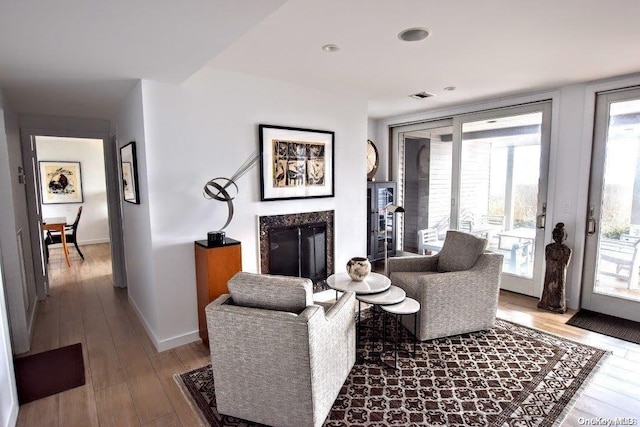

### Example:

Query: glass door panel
xmin=582 ymin=89 xmax=640 ymax=322
xmin=366 ymin=181 xmax=400 ymax=261
xmin=458 ymin=106 xmax=550 ymax=297
xmin=397 ymin=121 xmax=453 ymax=253
xmin=377 ymin=184 xmax=395 ymax=257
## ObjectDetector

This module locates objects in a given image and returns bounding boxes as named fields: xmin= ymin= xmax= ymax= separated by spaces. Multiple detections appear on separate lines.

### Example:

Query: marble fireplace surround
xmin=258 ymin=210 xmax=335 ymax=279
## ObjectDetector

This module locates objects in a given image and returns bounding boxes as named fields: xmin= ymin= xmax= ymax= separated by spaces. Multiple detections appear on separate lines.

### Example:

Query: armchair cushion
xmin=227 ymin=271 xmax=313 ymax=313
xmin=437 ymin=230 xmax=488 ymax=272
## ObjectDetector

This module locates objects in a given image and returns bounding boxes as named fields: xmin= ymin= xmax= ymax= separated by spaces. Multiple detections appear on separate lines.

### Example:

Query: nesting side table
xmin=381 ymin=297 xmax=420 ymax=369
xmin=326 ymin=272 xmax=391 ymax=295
xmin=355 ymin=285 xmax=406 ymax=357
xmin=326 ymin=272 xmax=391 ymax=354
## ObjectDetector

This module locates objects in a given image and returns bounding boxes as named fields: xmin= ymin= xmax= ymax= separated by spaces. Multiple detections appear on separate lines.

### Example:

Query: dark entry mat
xmin=14 ymin=342 xmax=85 ymax=404
xmin=566 ymin=310 xmax=640 ymax=345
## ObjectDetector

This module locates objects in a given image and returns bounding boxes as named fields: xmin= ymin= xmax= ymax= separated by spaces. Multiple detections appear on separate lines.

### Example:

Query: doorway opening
xmin=35 ymin=136 xmax=111 ymax=268
xmin=582 ymin=87 xmax=640 ymax=322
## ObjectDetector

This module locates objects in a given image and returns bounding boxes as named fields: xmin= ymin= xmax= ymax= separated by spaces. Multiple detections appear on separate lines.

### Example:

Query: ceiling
xmin=2 ymin=0 xmax=640 ymax=121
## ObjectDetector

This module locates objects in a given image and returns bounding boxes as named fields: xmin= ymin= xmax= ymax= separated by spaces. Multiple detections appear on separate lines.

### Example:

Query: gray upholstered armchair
xmin=205 ymin=272 xmax=356 ymax=427
xmin=387 ymin=230 xmax=504 ymax=341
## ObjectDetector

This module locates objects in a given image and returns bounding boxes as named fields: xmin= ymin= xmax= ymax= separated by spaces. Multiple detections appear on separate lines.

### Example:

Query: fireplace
xmin=259 ymin=210 xmax=334 ymax=286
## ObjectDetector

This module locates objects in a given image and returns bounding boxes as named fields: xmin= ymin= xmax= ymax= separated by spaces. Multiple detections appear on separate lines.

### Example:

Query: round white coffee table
xmin=326 ymin=272 xmax=391 ymax=295
xmin=381 ymin=297 xmax=420 ymax=369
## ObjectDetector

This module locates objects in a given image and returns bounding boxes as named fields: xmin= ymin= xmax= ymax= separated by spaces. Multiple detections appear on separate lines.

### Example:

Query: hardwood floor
xmin=16 ymin=244 xmax=640 ymax=426
xmin=17 ymin=244 xmax=210 ymax=427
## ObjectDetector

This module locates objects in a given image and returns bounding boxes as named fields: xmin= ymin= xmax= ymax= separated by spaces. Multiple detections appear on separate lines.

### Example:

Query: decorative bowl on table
xmin=346 ymin=257 xmax=371 ymax=281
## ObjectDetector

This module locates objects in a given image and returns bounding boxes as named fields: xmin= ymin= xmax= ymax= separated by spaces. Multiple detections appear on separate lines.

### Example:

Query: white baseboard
xmin=79 ymin=238 xmax=111 ymax=245
xmin=127 ymin=297 xmax=201 ymax=352
xmin=7 ymin=398 xmax=18 ymax=427
xmin=47 ymin=238 xmax=110 ymax=249
xmin=156 ymin=330 xmax=202 ymax=352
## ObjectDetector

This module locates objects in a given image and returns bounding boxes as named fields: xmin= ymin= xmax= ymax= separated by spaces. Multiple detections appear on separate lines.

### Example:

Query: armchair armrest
xmin=417 ymin=253 xmax=502 ymax=297
xmin=322 ymin=290 xmax=355 ymax=321
xmin=210 ymin=293 xmax=233 ymax=306
xmin=387 ymin=254 xmax=439 ymax=276
xmin=305 ymin=291 xmax=356 ymax=426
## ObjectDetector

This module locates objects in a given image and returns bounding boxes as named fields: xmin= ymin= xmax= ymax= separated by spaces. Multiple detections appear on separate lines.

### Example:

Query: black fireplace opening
xmin=269 ymin=223 xmax=327 ymax=283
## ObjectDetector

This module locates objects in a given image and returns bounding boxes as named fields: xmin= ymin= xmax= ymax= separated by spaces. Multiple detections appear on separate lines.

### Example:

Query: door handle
xmin=536 ymin=202 xmax=546 ymax=229
xmin=587 ymin=206 xmax=597 ymax=235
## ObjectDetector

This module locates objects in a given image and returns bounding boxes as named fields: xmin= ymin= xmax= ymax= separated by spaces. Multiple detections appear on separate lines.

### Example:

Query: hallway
xmin=17 ymin=244 xmax=209 ymax=426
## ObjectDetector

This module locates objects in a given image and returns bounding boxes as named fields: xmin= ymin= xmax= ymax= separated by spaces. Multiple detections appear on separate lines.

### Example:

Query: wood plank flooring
xmin=16 ymin=244 xmax=640 ymax=426
xmin=17 ymin=244 xmax=209 ymax=427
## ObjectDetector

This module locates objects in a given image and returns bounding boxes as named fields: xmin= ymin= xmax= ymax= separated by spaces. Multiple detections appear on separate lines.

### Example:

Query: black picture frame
xmin=259 ymin=124 xmax=335 ymax=201
xmin=120 ymin=141 xmax=140 ymax=204
xmin=38 ymin=160 xmax=84 ymax=204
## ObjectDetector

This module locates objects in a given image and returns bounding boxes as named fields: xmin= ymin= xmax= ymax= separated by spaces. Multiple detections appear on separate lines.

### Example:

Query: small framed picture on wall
xmin=120 ymin=141 xmax=140 ymax=204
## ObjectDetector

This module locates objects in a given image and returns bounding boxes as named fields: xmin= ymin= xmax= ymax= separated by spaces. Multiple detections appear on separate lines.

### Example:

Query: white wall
xmin=0 ymin=99 xmax=37 ymax=356
xmin=36 ymin=136 xmax=110 ymax=245
xmin=113 ymin=81 xmax=160 ymax=344
xmin=372 ymin=72 xmax=640 ymax=310
xmin=114 ymin=69 xmax=368 ymax=350
xmin=0 ymin=245 xmax=18 ymax=427
xmin=0 ymin=91 xmax=19 ymax=427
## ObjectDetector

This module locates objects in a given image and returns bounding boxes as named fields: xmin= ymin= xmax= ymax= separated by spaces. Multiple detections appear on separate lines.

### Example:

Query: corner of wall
xmin=127 ymin=295 xmax=200 ymax=352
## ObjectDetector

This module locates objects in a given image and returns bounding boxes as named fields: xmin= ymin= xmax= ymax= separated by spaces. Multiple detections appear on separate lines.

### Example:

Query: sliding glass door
xmin=581 ymin=88 xmax=640 ymax=322
xmin=392 ymin=102 xmax=551 ymax=297
xmin=456 ymin=104 xmax=551 ymax=296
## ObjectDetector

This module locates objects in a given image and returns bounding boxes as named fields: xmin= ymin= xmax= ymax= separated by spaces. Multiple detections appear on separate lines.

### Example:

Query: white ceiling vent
xmin=409 ymin=91 xmax=435 ymax=100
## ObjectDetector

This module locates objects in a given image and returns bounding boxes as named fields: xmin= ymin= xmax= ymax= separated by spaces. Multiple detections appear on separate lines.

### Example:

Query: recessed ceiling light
xmin=322 ymin=44 xmax=340 ymax=52
xmin=398 ymin=27 xmax=431 ymax=42
xmin=444 ymin=86 xmax=456 ymax=91
xmin=409 ymin=91 xmax=435 ymax=100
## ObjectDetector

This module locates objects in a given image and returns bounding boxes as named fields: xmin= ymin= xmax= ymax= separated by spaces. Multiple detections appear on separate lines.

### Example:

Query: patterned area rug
xmin=175 ymin=318 xmax=607 ymax=426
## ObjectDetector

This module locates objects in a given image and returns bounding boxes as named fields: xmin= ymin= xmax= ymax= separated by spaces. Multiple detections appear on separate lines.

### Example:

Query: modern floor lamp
xmin=384 ymin=203 xmax=405 ymax=276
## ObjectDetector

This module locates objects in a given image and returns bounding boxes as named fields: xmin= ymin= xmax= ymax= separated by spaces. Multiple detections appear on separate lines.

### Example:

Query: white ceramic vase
xmin=346 ymin=257 xmax=371 ymax=281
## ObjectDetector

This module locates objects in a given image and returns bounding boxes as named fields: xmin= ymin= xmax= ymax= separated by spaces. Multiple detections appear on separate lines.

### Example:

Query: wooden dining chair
xmin=45 ymin=206 xmax=84 ymax=260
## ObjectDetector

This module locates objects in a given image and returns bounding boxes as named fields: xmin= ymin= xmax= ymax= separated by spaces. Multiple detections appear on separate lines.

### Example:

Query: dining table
xmin=42 ymin=216 xmax=71 ymax=267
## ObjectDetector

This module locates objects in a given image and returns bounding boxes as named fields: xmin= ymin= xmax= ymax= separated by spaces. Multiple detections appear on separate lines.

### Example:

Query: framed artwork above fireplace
xmin=259 ymin=124 xmax=335 ymax=201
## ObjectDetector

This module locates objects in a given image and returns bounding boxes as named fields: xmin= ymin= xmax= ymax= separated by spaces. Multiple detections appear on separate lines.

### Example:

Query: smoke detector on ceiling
xmin=409 ymin=91 xmax=435 ymax=100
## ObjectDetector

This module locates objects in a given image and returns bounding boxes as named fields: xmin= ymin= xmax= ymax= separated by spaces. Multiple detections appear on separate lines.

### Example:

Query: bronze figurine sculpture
xmin=538 ymin=222 xmax=572 ymax=313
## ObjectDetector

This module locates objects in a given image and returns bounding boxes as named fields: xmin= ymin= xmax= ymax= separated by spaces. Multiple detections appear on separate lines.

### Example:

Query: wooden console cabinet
xmin=195 ymin=238 xmax=242 ymax=345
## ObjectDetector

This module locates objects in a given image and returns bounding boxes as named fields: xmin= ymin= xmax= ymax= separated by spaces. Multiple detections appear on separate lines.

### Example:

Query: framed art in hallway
xmin=259 ymin=124 xmax=334 ymax=201
xmin=38 ymin=161 xmax=84 ymax=204
xmin=120 ymin=141 xmax=140 ymax=204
